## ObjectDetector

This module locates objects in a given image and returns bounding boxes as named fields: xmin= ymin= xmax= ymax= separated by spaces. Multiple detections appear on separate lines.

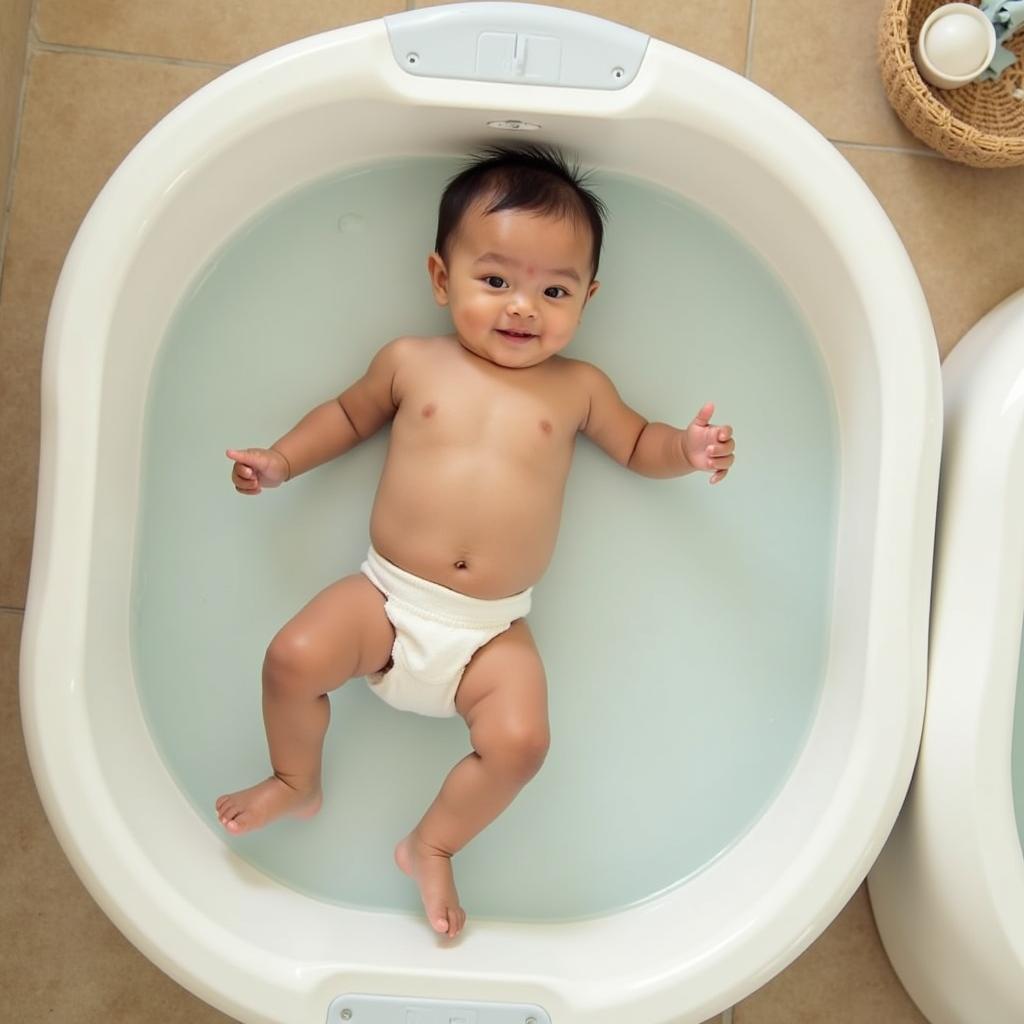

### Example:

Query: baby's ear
xmin=581 ymin=278 xmax=600 ymax=314
xmin=426 ymin=252 xmax=450 ymax=306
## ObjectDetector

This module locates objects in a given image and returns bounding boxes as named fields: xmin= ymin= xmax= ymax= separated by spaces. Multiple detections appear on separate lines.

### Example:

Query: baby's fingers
xmin=706 ymin=432 xmax=735 ymax=455
xmin=705 ymin=438 xmax=735 ymax=463
xmin=233 ymin=471 xmax=262 ymax=496
xmin=706 ymin=439 xmax=735 ymax=484
xmin=229 ymin=454 xmax=262 ymax=495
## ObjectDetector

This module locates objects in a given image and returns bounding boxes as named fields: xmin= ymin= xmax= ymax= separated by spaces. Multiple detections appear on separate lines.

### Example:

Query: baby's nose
xmin=507 ymin=292 xmax=537 ymax=317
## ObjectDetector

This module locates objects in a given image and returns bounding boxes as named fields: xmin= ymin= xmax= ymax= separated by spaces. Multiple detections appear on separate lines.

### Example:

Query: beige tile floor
xmin=4 ymin=0 xmax=1023 ymax=1021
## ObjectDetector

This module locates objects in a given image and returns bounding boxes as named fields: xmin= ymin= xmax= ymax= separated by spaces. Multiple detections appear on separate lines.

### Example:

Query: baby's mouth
xmin=497 ymin=328 xmax=536 ymax=340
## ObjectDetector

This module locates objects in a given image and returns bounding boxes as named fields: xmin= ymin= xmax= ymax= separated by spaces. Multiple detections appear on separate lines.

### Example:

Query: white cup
xmin=915 ymin=3 xmax=997 ymax=89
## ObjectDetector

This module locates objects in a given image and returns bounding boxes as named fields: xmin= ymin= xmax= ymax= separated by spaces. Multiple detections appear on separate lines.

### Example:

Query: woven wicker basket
xmin=879 ymin=0 xmax=1024 ymax=167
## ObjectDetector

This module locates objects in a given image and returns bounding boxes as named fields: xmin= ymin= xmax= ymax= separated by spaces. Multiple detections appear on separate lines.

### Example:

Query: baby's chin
xmin=457 ymin=335 xmax=564 ymax=369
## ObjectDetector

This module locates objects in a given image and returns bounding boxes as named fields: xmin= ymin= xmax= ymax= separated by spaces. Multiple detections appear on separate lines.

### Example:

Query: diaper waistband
xmin=362 ymin=547 xmax=532 ymax=630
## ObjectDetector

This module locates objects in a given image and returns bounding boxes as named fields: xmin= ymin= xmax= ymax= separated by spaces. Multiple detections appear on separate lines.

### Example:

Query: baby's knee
xmin=262 ymin=628 xmax=319 ymax=695
xmin=488 ymin=720 xmax=550 ymax=782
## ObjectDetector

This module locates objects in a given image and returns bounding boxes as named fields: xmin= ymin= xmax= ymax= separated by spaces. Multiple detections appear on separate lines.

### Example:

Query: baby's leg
xmin=216 ymin=573 xmax=393 ymax=835
xmin=395 ymin=619 xmax=549 ymax=938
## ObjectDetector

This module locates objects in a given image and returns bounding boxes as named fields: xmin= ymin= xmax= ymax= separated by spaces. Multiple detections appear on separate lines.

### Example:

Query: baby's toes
xmin=425 ymin=898 xmax=455 ymax=936
xmin=216 ymin=796 xmax=244 ymax=827
xmin=444 ymin=906 xmax=468 ymax=939
xmin=223 ymin=807 xmax=256 ymax=834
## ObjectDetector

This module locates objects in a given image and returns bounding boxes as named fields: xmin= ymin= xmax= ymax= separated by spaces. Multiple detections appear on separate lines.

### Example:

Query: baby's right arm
xmin=227 ymin=338 xmax=408 ymax=495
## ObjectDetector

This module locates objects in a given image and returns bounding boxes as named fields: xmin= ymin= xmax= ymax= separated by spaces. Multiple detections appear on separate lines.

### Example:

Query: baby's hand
xmin=683 ymin=402 xmax=735 ymax=485
xmin=227 ymin=447 xmax=290 ymax=495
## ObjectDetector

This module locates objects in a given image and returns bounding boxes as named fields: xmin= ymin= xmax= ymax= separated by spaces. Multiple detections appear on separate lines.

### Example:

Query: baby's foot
xmin=215 ymin=776 xmax=321 ymax=835
xmin=394 ymin=832 xmax=466 ymax=939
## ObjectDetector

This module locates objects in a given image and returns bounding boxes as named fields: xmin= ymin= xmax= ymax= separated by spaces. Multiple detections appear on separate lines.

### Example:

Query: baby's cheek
xmin=550 ymin=314 xmax=581 ymax=347
xmin=468 ymin=306 xmax=501 ymax=338
xmin=465 ymin=304 xmax=490 ymax=328
xmin=453 ymin=299 xmax=485 ymax=328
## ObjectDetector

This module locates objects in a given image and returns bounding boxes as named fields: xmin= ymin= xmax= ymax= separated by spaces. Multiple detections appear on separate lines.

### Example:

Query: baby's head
xmin=428 ymin=145 xmax=607 ymax=368
xmin=435 ymin=144 xmax=606 ymax=281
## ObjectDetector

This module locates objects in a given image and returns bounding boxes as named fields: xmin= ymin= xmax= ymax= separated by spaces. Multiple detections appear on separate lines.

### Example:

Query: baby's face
xmin=427 ymin=202 xmax=599 ymax=369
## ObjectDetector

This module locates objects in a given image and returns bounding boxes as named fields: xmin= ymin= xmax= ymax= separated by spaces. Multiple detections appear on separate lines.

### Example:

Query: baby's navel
xmin=454 ymin=560 xmax=469 ymax=571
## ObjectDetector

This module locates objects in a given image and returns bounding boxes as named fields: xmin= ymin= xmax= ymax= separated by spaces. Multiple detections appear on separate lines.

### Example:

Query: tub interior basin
xmin=131 ymin=156 xmax=836 ymax=921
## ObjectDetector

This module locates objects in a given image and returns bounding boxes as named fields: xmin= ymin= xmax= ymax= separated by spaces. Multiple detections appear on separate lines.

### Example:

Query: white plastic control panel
xmin=384 ymin=1 xmax=648 ymax=89
xmin=326 ymin=994 xmax=552 ymax=1024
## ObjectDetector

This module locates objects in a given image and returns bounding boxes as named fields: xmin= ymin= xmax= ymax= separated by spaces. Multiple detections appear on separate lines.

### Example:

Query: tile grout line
xmin=31 ymin=37 xmax=231 ymax=72
xmin=0 ymin=606 xmax=26 ymax=616
xmin=0 ymin=0 xmax=38 ymax=295
xmin=744 ymin=0 xmax=757 ymax=79
xmin=829 ymin=137 xmax=944 ymax=158
xmin=723 ymin=1006 xmax=735 ymax=1023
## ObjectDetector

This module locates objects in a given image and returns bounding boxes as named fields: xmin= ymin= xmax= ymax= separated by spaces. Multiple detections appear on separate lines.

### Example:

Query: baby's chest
xmin=396 ymin=388 xmax=579 ymax=451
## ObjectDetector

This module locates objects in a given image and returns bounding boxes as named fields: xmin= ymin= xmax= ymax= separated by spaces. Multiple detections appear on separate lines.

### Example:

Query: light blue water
xmin=1014 ymin=623 xmax=1024 ymax=852
xmin=132 ymin=157 xmax=838 ymax=922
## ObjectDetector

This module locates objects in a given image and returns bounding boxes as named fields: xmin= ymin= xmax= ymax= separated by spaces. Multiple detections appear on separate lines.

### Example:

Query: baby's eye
xmin=483 ymin=275 xmax=508 ymax=289
xmin=544 ymin=286 xmax=569 ymax=299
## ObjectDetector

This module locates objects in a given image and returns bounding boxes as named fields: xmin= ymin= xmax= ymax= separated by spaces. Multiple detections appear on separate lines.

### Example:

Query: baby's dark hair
xmin=435 ymin=144 xmax=607 ymax=280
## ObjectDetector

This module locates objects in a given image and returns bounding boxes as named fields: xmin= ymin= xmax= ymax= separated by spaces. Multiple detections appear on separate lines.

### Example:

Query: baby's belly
xmin=368 ymin=455 xmax=566 ymax=599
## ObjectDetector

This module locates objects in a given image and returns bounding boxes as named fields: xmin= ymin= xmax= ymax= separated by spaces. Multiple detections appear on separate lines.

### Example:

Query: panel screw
xmin=486 ymin=119 xmax=542 ymax=132
xmin=407 ymin=52 xmax=419 ymax=65
xmin=612 ymin=66 xmax=625 ymax=79
xmin=340 ymin=1011 xmax=353 ymax=1021
xmin=526 ymin=1018 xmax=537 ymax=1024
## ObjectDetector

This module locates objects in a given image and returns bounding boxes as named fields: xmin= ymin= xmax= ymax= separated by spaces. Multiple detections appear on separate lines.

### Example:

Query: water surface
xmin=132 ymin=157 xmax=838 ymax=921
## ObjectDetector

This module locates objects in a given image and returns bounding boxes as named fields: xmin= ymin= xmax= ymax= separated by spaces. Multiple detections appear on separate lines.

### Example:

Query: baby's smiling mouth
xmin=497 ymin=328 xmax=536 ymax=340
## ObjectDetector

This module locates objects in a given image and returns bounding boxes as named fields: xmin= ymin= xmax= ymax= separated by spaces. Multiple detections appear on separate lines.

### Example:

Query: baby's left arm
xmin=578 ymin=363 xmax=735 ymax=484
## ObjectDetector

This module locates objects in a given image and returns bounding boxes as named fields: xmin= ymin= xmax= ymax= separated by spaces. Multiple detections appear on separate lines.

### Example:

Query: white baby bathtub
xmin=869 ymin=287 xmax=1024 ymax=1024
xmin=21 ymin=4 xmax=941 ymax=1023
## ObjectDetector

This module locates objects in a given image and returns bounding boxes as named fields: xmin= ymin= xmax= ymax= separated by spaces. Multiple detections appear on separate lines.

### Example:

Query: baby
xmin=216 ymin=145 xmax=735 ymax=938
